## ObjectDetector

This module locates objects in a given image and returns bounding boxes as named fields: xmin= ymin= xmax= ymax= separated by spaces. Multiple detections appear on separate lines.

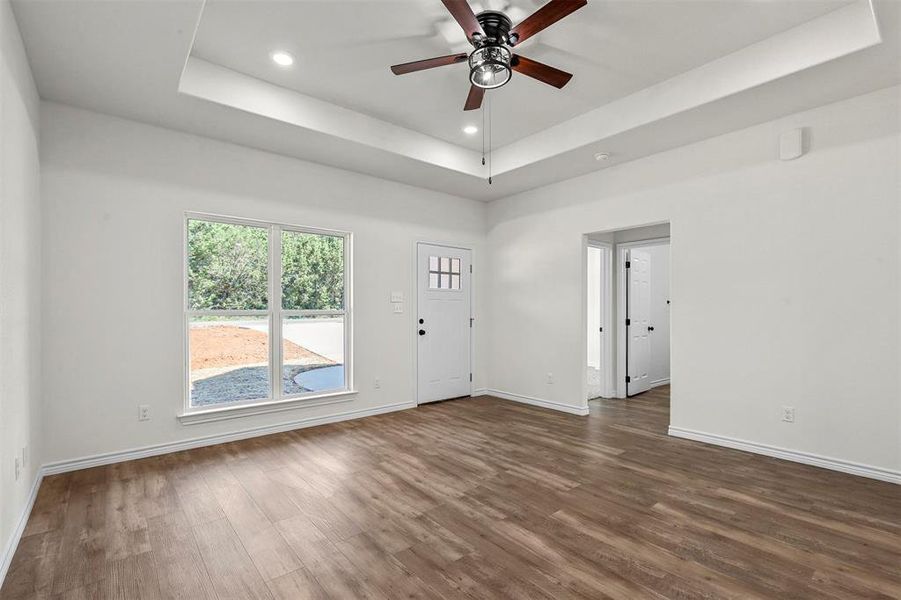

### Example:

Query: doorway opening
xmin=585 ymin=223 xmax=670 ymax=400
xmin=586 ymin=242 xmax=613 ymax=399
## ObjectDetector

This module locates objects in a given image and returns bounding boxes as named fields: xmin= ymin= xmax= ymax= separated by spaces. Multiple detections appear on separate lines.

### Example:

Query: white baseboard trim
xmin=480 ymin=389 xmax=590 ymax=416
xmin=650 ymin=378 xmax=670 ymax=388
xmin=43 ymin=401 xmax=416 ymax=476
xmin=668 ymin=426 xmax=900 ymax=485
xmin=0 ymin=469 xmax=44 ymax=588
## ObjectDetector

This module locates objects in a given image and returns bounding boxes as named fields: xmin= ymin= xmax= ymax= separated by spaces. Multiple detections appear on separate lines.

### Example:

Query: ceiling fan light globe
xmin=469 ymin=45 xmax=512 ymax=90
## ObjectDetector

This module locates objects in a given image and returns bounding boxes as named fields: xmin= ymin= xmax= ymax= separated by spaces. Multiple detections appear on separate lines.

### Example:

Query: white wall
xmin=40 ymin=102 xmax=487 ymax=465
xmin=0 ymin=0 xmax=41 ymax=573
xmin=486 ymin=86 xmax=900 ymax=475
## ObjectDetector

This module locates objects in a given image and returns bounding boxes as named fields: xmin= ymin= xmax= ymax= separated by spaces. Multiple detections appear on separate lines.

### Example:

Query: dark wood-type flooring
xmin=2 ymin=386 xmax=900 ymax=599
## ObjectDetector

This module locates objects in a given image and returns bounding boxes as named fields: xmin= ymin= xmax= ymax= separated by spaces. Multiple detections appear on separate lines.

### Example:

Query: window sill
xmin=177 ymin=390 xmax=358 ymax=425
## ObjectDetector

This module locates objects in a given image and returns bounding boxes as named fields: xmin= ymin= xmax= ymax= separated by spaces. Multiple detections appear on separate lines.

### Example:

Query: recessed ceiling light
xmin=594 ymin=152 xmax=610 ymax=161
xmin=271 ymin=51 xmax=295 ymax=67
xmin=463 ymin=125 xmax=479 ymax=135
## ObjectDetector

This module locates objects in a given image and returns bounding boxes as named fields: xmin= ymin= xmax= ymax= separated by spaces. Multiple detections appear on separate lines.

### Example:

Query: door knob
xmin=419 ymin=329 xmax=426 ymax=336
xmin=648 ymin=326 xmax=655 ymax=331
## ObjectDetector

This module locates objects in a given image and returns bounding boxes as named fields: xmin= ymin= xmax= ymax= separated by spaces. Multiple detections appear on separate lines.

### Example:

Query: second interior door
xmin=627 ymin=248 xmax=652 ymax=396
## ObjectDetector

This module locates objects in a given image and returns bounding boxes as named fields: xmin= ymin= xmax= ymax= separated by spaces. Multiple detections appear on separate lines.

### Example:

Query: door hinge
xmin=469 ymin=264 xmax=472 ymax=273
xmin=470 ymin=317 xmax=474 ymax=328
xmin=625 ymin=260 xmax=631 ymax=269
xmin=625 ymin=318 xmax=631 ymax=326
xmin=626 ymin=376 xmax=631 ymax=383
xmin=469 ymin=373 xmax=472 ymax=382
xmin=599 ymin=327 xmax=603 ymax=332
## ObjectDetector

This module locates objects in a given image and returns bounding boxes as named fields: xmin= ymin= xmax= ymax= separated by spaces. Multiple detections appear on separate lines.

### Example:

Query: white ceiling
xmin=11 ymin=0 xmax=901 ymax=201
xmin=191 ymin=0 xmax=851 ymax=150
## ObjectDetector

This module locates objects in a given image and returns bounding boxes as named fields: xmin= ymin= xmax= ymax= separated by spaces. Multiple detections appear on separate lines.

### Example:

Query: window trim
xmin=182 ymin=211 xmax=354 ymax=417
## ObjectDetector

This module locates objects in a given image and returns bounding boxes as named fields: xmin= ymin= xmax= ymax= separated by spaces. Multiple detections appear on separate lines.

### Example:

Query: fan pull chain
xmin=487 ymin=92 xmax=492 ymax=185
xmin=481 ymin=98 xmax=486 ymax=167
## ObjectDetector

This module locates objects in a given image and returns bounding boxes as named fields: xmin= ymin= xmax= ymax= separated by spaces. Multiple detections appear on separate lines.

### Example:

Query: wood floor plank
xmin=48 ymin=484 xmax=109 ymax=595
xmin=266 ymin=567 xmax=328 ymax=600
xmin=3 ymin=386 xmax=900 ymax=600
xmin=191 ymin=518 xmax=272 ymax=600
xmin=202 ymin=465 xmax=301 ymax=581
xmin=94 ymin=552 xmax=161 ymax=600
xmin=147 ymin=523 xmax=217 ymax=600
xmin=334 ymin=533 xmax=439 ymax=599
xmin=0 ymin=530 xmax=61 ymax=599
xmin=21 ymin=475 xmax=71 ymax=538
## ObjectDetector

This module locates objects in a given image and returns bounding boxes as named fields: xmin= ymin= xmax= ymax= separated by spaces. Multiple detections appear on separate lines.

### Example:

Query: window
xmin=185 ymin=215 xmax=350 ymax=411
xmin=428 ymin=255 xmax=461 ymax=290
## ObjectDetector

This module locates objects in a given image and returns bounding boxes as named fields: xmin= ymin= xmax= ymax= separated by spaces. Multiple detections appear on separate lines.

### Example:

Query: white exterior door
xmin=417 ymin=243 xmax=472 ymax=404
xmin=627 ymin=248 xmax=652 ymax=396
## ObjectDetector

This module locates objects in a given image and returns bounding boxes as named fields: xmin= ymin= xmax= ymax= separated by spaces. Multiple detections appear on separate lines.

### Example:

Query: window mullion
xmin=186 ymin=310 xmax=269 ymax=317
xmin=281 ymin=309 xmax=346 ymax=317
xmin=271 ymin=225 xmax=282 ymax=401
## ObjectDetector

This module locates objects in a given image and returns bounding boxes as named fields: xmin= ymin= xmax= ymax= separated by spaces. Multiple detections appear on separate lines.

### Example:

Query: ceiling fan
xmin=390 ymin=0 xmax=587 ymax=111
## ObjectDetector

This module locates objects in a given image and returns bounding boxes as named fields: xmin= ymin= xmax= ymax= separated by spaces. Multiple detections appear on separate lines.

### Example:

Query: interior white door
xmin=417 ymin=243 xmax=472 ymax=404
xmin=627 ymin=248 xmax=652 ymax=396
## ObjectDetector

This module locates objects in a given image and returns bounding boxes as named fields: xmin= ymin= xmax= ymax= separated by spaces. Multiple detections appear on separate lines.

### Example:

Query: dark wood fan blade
xmin=464 ymin=85 xmax=485 ymax=111
xmin=390 ymin=53 xmax=468 ymax=75
xmin=509 ymin=0 xmax=587 ymax=46
xmin=441 ymin=0 xmax=485 ymax=41
xmin=511 ymin=55 xmax=572 ymax=88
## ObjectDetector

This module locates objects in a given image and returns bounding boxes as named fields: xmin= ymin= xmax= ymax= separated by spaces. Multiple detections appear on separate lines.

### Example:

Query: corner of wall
xmin=0 ymin=0 xmax=44 ymax=589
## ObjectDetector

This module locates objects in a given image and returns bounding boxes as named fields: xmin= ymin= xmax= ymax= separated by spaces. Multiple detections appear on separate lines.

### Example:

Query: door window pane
xmin=282 ymin=316 xmax=345 ymax=396
xmin=188 ymin=220 xmax=269 ymax=310
xmin=189 ymin=316 xmax=270 ymax=407
xmin=282 ymin=230 xmax=345 ymax=310
xmin=428 ymin=255 xmax=462 ymax=290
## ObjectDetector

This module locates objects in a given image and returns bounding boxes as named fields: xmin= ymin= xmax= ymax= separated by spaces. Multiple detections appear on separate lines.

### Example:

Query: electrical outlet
xmin=782 ymin=406 xmax=795 ymax=423
xmin=374 ymin=378 xmax=381 ymax=390
xmin=139 ymin=405 xmax=151 ymax=421
xmin=546 ymin=372 xmax=554 ymax=384
xmin=392 ymin=303 xmax=403 ymax=314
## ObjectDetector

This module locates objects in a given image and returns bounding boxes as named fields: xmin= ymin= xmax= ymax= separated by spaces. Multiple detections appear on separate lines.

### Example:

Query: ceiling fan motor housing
xmin=473 ymin=10 xmax=513 ymax=45
xmin=470 ymin=10 xmax=513 ymax=89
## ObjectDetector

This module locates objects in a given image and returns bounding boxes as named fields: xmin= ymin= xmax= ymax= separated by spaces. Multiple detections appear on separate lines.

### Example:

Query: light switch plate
xmin=390 ymin=291 xmax=404 ymax=303
xmin=392 ymin=303 xmax=403 ymax=314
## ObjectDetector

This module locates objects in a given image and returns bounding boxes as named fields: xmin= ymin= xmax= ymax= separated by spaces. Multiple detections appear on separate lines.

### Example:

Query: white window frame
xmin=181 ymin=212 xmax=354 ymax=421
